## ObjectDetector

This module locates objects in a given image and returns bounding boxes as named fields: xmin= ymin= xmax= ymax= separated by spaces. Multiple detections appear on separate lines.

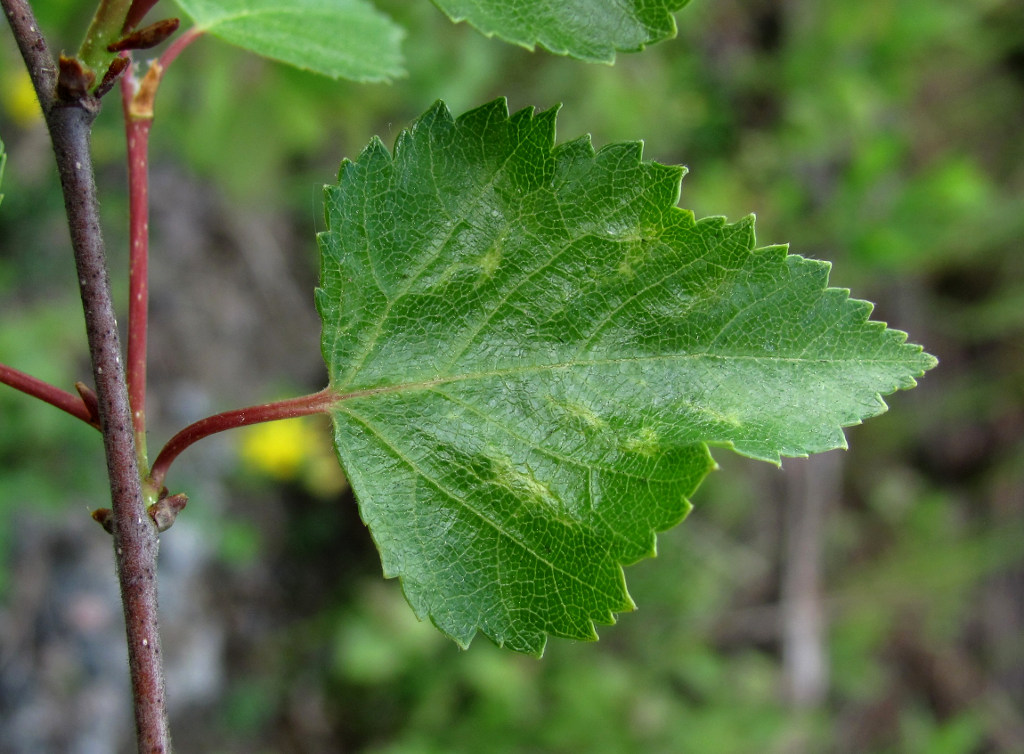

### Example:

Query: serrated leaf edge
xmin=177 ymin=0 xmax=407 ymax=81
xmin=431 ymin=0 xmax=691 ymax=63
xmin=316 ymin=98 xmax=938 ymax=652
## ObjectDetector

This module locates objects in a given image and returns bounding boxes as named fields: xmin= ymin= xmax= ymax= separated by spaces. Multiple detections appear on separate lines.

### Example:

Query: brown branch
xmin=51 ymin=92 xmax=172 ymax=754
xmin=51 ymin=100 xmax=172 ymax=754
xmin=2 ymin=0 xmax=56 ymax=106
xmin=3 ymin=0 xmax=171 ymax=750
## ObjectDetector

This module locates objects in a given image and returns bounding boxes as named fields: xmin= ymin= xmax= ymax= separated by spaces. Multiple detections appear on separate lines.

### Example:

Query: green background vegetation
xmin=1 ymin=0 xmax=1022 ymax=751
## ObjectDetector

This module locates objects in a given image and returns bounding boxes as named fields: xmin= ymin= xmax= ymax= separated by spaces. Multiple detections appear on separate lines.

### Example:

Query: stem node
xmin=75 ymin=380 xmax=102 ymax=427
xmin=149 ymin=492 xmax=188 ymax=532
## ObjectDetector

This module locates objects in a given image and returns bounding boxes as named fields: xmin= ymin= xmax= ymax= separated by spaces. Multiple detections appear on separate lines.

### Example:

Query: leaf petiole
xmin=148 ymin=388 xmax=338 ymax=491
xmin=158 ymin=25 xmax=203 ymax=69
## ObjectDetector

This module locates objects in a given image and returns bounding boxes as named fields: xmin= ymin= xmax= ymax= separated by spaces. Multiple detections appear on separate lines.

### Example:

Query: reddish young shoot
xmin=121 ymin=59 xmax=154 ymax=459
xmin=118 ymin=26 xmax=201 ymax=464
xmin=0 ymin=363 xmax=100 ymax=427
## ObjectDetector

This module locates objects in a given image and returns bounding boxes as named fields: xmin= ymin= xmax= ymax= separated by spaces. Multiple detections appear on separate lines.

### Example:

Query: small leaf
xmin=174 ymin=0 xmax=405 ymax=81
xmin=107 ymin=19 xmax=182 ymax=52
xmin=431 ymin=0 xmax=688 ymax=63
xmin=56 ymin=56 xmax=95 ymax=103
xmin=316 ymin=99 xmax=936 ymax=654
xmin=94 ymin=57 xmax=131 ymax=99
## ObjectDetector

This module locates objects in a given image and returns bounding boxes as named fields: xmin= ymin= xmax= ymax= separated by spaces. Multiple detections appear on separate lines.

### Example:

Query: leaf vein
xmin=337 ymin=405 xmax=622 ymax=602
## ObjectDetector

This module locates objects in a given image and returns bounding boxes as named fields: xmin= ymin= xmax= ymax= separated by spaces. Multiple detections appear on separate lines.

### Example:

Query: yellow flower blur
xmin=238 ymin=415 xmax=347 ymax=497
xmin=2 ymin=69 xmax=42 ymax=126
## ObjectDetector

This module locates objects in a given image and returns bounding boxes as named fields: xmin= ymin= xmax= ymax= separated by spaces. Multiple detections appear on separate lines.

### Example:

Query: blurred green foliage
xmin=2 ymin=0 xmax=1023 ymax=751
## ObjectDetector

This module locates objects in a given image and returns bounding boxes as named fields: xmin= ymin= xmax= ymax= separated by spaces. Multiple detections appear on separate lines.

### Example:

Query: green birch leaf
xmin=431 ymin=0 xmax=688 ymax=62
xmin=316 ymin=99 xmax=937 ymax=654
xmin=174 ymin=0 xmax=404 ymax=81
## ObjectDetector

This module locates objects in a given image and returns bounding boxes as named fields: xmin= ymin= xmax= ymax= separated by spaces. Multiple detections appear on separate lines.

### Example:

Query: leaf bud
xmin=107 ymin=19 xmax=181 ymax=52
xmin=56 ymin=56 xmax=96 ymax=103
xmin=148 ymin=492 xmax=188 ymax=532
xmin=91 ymin=508 xmax=115 ymax=535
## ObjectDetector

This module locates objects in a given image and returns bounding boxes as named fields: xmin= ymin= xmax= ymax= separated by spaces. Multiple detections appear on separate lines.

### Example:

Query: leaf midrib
xmin=331 ymin=350 xmax=907 ymax=403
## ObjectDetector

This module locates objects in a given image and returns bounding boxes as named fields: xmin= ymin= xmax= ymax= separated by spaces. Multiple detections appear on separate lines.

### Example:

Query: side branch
xmin=149 ymin=388 xmax=337 ymax=490
xmin=0 ymin=363 xmax=100 ymax=427
xmin=122 ymin=63 xmax=154 ymax=458
xmin=77 ymin=0 xmax=133 ymax=76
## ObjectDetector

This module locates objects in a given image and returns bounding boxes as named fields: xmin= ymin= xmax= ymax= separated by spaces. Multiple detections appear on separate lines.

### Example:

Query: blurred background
xmin=1 ymin=0 xmax=1022 ymax=751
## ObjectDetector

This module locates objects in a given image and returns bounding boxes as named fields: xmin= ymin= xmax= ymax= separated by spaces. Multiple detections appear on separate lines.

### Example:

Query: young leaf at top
xmin=173 ymin=0 xmax=405 ymax=81
xmin=316 ymin=99 xmax=936 ymax=654
xmin=431 ymin=0 xmax=688 ymax=63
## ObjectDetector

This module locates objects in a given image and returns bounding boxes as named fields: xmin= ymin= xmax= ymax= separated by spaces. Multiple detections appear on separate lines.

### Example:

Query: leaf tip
xmin=454 ymin=96 xmax=510 ymax=125
xmin=357 ymin=136 xmax=391 ymax=166
xmin=426 ymin=98 xmax=454 ymax=118
xmin=409 ymin=99 xmax=457 ymax=138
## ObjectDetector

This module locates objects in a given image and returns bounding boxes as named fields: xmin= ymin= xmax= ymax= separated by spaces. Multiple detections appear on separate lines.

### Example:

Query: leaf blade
xmin=174 ymin=0 xmax=405 ymax=81
xmin=431 ymin=0 xmax=689 ymax=62
xmin=317 ymin=99 xmax=936 ymax=653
